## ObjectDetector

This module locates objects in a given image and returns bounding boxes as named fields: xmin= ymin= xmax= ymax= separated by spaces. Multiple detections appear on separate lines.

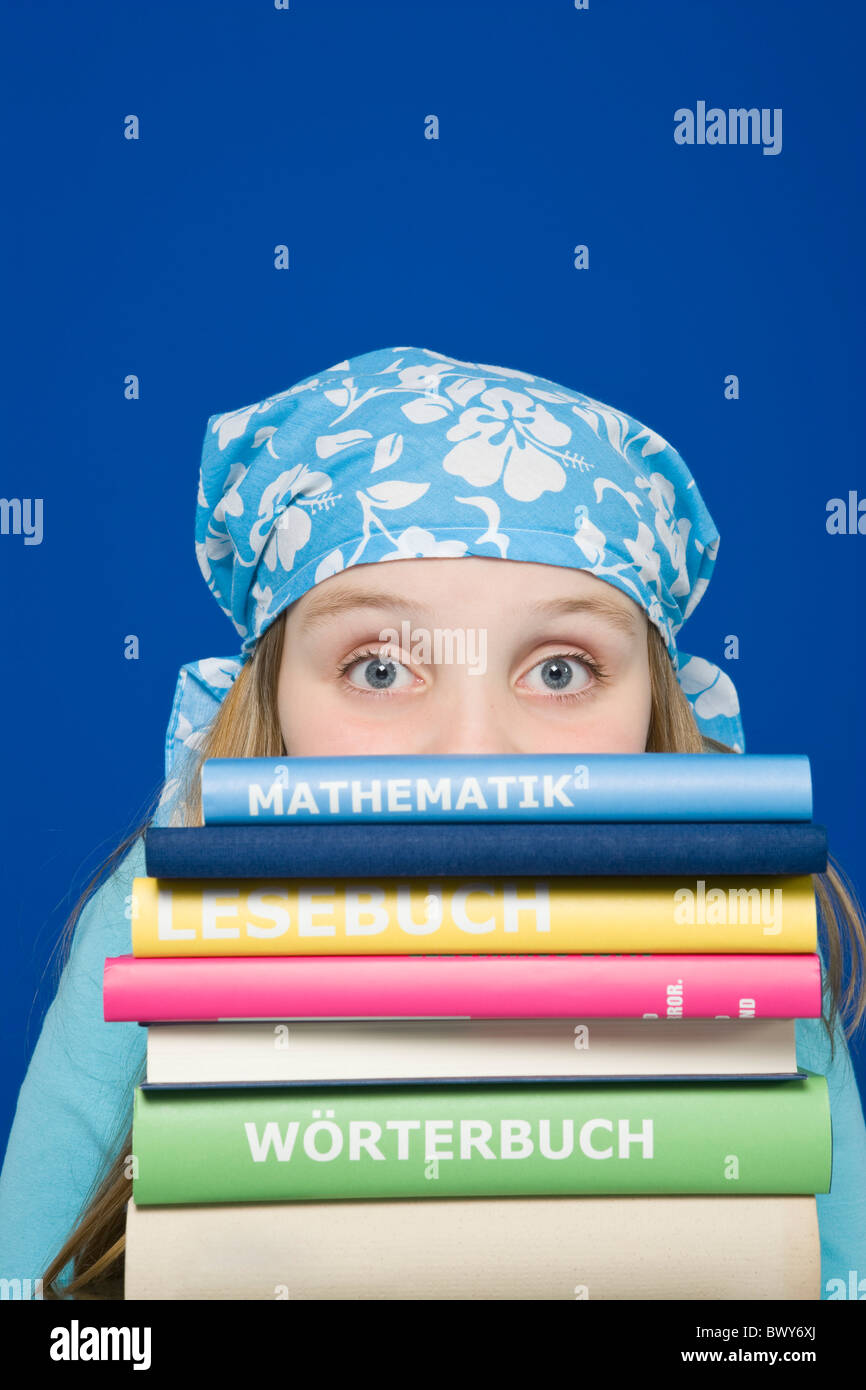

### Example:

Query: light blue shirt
xmin=1 ymin=834 xmax=865 ymax=1299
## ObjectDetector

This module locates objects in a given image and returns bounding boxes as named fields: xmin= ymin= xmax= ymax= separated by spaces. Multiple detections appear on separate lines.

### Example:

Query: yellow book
xmin=130 ymin=874 xmax=817 ymax=957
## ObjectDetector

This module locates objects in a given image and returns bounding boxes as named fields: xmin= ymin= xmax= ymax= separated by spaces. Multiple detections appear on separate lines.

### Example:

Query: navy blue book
xmin=144 ymin=820 xmax=828 ymax=880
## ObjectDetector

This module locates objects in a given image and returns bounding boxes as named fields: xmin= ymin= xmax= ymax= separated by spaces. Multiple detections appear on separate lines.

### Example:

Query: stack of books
xmin=108 ymin=753 xmax=831 ymax=1300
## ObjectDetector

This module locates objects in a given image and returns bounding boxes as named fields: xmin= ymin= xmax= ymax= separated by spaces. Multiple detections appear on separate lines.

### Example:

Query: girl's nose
xmin=419 ymin=684 xmax=522 ymax=757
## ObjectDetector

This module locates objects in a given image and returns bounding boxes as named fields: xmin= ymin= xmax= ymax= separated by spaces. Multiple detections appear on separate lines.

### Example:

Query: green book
xmin=131 ymin=1074 xmax=831 ymax=1204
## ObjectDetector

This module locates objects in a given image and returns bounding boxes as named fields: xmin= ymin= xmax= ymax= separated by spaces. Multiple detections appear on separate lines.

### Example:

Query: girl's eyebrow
xmin=299 ymin=588 xmax=641 ymax=636
xmin=299 ymin=589 xmax=434 ymax=631
xmin=528 ymin=596 xmax=641 ymax=637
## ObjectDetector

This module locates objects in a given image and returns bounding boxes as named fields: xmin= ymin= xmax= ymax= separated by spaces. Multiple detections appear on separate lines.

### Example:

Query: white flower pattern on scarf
xmin=439 ymin=388 xmax=572 ymax=502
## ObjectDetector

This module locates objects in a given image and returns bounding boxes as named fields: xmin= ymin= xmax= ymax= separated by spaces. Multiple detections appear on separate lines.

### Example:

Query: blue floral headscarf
xmin=157 ymin=346 xmax=744 ymax=818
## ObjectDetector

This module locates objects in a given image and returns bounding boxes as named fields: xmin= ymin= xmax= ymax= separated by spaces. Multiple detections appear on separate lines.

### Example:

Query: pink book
xmin=103 ymin=952 xmax=821 ymax=1022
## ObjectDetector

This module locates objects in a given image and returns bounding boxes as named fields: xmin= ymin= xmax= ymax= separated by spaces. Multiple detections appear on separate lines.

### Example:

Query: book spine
xmin=143 ymin=1018 xmax=799 ymax=1085
xmin=144 ymin=821 xmax=829 ymax=880
xmin=130 ymin=1073 xmax=831 ymax=1204
xmin=200 ymin=753 xmax=813 ymax=824
xmin=124 ymin=1196 xmax=821 ymax=1301
xmin=103 ymin=952 xmax=823 ymax=1022
xmin=130 ymin=874 xmax=818 ymax=957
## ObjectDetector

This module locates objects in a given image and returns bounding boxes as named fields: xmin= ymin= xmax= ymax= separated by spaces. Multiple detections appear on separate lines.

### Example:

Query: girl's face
xmin=276 ymin=557 xmax=652 ymax=755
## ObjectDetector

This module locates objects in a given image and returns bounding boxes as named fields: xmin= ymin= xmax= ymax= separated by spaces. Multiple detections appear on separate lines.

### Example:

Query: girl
xmin=1 ymin=345 xmax=864 ymax=1299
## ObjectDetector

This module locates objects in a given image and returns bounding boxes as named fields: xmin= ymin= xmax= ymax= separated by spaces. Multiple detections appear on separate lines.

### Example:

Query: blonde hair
xmin=41 ymin=609 xmax=866 ymax=1298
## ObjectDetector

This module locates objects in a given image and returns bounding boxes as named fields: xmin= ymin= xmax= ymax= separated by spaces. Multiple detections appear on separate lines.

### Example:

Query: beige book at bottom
xmin=124 ymin=1194 xmax=819 ymax=1300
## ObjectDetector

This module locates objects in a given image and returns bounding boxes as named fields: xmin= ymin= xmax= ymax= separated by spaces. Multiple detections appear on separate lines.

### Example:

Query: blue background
xmin=2 ymin=0 xmax=864 ymax=1168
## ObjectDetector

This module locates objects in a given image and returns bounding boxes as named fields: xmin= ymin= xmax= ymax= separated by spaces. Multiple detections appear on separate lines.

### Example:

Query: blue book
xmin=145 ymin=820 xmax=828 ymax=880
xmin=200 ymin=753 xmax=813 ymax=825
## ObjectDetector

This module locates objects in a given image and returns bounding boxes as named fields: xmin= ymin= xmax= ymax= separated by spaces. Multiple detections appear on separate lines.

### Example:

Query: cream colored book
xmin=124 ymin=1195 xmax=819 ymax=1300
xmin=144 ymin=1016 xmax=799 ymax=1084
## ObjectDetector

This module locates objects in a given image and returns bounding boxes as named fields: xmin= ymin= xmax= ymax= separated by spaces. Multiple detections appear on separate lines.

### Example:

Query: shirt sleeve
xmin=796 ymin=1010 xmax=866 ymax=1299
xmin=0 ymin=837 xmax=148 ymax=1293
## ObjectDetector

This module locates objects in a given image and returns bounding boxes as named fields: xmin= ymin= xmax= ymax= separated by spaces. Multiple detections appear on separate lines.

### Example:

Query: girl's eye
xmin=339 ymin=648 xmax=416 ymax=693
xmin=520 ymin=652 xmax=606 ymax=700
